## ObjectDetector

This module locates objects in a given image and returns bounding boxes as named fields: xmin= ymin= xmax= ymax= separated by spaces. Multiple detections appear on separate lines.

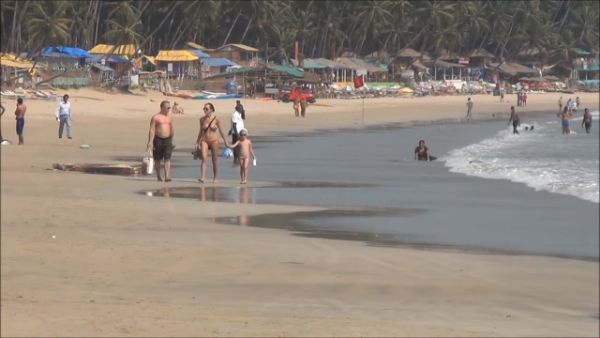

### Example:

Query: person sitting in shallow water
xmin=414 ymin=140 xmax=437 ymax=161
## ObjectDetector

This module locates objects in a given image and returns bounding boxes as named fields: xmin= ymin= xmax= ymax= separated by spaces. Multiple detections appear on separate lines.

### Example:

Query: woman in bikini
xmin=196 ymin=102 xmax=228 ymax=183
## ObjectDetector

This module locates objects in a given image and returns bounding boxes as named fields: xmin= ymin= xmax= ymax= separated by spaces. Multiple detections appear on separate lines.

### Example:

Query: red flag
xmin=354 ymin=74 xmax=364 ymax=89
xmin=289 ymin=87 xmax=299 ymax=101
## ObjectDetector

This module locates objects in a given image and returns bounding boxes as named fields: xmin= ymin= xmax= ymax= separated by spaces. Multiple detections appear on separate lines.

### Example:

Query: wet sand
xmin=1 ymin=89 xmax=599 ymax=336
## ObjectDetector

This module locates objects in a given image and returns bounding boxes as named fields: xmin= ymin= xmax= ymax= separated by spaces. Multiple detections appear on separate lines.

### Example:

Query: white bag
xmin=142 ymin=155 xmax=154 ymax=175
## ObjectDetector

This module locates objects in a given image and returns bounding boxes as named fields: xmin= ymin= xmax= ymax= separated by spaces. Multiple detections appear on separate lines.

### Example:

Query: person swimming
xmin=414 ymin=140 xmax=437 ymax=161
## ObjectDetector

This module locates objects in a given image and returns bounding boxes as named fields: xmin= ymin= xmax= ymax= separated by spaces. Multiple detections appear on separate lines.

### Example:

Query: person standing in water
xmin=560 ymin=107 xmax=571 ymax=134
xmin=229 ymin=104 xmax=245 ymax=165
xmin=558 ymin=96 xmax=563 ymax=114
xmin=146 ymin=100 xmax=174 ymax=182
xmin=508 ymin=106 xmax=520 ymax=134
xmin=226 ymin=128 xmax=256 ymax=184
xmin=414 ymin=140 xmax=436 ymax=161
xmin=196 ymin=102 xmax=228 ymax=183
xmin=581 ymin=108 xmax=592 ymax=134
xmin=466 ymin=97 xmax=474 ymax=122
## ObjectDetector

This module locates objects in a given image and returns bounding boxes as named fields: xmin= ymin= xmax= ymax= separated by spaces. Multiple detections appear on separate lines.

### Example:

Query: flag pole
xmin=362 ymin=94 xmax=365 ymax=126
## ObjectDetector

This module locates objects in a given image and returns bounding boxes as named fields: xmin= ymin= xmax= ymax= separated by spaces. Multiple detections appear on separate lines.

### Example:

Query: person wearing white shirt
xmin=229 ymin=105 xmax=245 ymax=165
xmin=55 ymin=94 xmax=72 ymax=139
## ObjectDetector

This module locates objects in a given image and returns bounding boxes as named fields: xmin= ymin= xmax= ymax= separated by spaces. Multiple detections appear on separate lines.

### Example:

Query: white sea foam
xmin=444 ymin=112 xmax=599 ymax=203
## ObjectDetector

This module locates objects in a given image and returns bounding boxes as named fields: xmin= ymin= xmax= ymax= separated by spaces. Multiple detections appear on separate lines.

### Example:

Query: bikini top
xmin=202 ymin=116 xmax=217 ymax=133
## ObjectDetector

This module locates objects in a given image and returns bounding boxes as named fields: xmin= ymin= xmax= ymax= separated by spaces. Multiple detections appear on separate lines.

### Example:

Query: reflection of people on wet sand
xmin=146 ymin=100 xmax=174 ymax=182
xmin=0 ymin=103 xmax=5 ymax=140
xmin=414 ymin=140 xmax=437 ymax=161
xmin=196 ymin=102 xmax=228 ymax=183
xmin=199 ymin=185 xmax=219 ymax=202
xmin=226 ymin=128 xmax=256 ymax=184
xmin=238 ymin=185 xmax=250 ymax=225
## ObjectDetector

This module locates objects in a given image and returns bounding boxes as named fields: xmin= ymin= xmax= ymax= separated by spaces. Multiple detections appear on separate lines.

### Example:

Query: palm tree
xmin=26 ymin=1 xmax=70 ymax=53
xmin=103 ymin=1 xmax=143 ymax=46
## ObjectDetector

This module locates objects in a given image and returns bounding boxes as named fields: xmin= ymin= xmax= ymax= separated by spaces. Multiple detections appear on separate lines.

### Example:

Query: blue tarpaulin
xmin=202 ymin=57 xmax=237 ymax=67
xmin=42 ymin=46 xmax=90 ymax=58
xmin=187 ymin=49 xmax=211 ymax=58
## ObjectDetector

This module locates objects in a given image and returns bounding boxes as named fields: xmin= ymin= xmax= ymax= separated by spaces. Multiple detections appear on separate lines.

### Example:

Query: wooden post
xmin=362 ymin=95 xmax=365 ymax=126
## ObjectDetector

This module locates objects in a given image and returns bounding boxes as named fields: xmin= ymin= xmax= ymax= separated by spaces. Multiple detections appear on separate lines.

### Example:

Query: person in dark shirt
xmin=414 ymin=140 xmax=436 ymax=161
xmin=581 ymin=108 xmax=592 ymax=134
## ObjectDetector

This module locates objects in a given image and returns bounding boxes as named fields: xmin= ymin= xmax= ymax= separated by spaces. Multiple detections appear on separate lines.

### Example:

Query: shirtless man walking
xmin=15 ymin=97 xmax=26 ymax=145
xmin=146 ymin=100 xmax=174 ymax=182
xmin=465 ymin=97 xmax=474 ymax=122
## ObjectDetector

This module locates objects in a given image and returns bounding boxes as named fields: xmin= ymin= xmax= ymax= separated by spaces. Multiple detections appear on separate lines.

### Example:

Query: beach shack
xmin=425 ymin=59 xmax=466 ymax=81
xmin=570 ymin=48 xmax=599 ymax=81
xmin=485 ymin=62 xmax=537 ymax=85
xmin=366 ymin=50 xmax=390 ymax=61
xmin=37 ymin=46 xmax=92 ymax=87
xmin=88 ymin=43 xmax=137 ymax=75
xmin=154 ymin=50 xmax=200 ymax=79
xmin=209 ymin=44 xmax=259 ymax=67
xmin=391 ymin=48 xmax=427 ymax=80
xmin=468 ymin=48 xmax=496 ymax=67
xmin=0 ymin=53 xmax=44 ymax=86
xmin=336 ymin=57 xmax=387 ymax=82
xmin=313 ymin=58 xmax=348 ymax=83
xmin=88 ymin=44 xmax=137 ymax=58
xmin=201 ymin=57 xmax=238 ymax=78
xmin=39 ymin=46 xmax=91 ymax=71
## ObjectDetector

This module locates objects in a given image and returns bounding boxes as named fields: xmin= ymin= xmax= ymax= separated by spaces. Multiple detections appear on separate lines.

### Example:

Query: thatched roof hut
xmin=396 ymin=48 xmax=422 ymax=58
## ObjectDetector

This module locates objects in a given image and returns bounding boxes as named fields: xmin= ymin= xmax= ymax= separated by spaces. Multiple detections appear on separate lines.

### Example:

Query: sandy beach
xmin=1 ymin=90 xmax=599 ymax=336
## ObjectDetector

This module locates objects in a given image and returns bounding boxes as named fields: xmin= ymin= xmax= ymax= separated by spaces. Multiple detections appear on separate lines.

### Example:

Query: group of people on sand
xmin=290 ymin=83 xmax=308 ymax=117
xmin=0 ymin=94 xmax=73 ymax=145
xmin=146 ymin=100 xmax=255 ymax=184
xmin=558 ymin=96 xmax=582 ymax=115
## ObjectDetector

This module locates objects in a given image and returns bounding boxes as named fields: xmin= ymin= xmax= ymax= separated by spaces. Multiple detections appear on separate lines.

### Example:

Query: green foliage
xmin=1 ymin=0 xmax=598 ymax=63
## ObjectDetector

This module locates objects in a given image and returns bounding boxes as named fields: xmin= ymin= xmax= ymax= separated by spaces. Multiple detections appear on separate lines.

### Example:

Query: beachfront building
xmin=0 ymin=53 xmax=45 ymax=87
xmin=88 ymin=44 xmax=138 ymax=75
xmin=154 ymin=50 xmax=200 ymax=79
xmin=88 ymin=44 xmax=137 ymax=58
xmin=424 ymin=59 xmax=466 ymax=81
xmin=391 ymin=48 xmax=428 ymax=81
xmin=39 ymin=46 xmax=91 ymax=71
xmin=291 ymin=58 xmax=365 ymax=83
xmin=201 ymin=57 xmax=239 ymax=78
xmin=336 ymin=57 xmax=388 ymax=82
xmin=208 ymin=44 xmax=260 ymax=67
xmin=570 ymin=48 xmax=599 ymax=81
xmin=485 ymin=62 xmax=537 ymax=89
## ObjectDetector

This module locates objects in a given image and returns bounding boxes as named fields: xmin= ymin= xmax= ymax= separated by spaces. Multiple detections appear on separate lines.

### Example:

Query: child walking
xmin=227 ymin=128 xmax=256 ymax=184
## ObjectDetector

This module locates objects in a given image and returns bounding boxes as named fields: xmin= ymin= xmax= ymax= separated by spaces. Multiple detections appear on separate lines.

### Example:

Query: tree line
xmin=1 ymin=0 xmax=598 ymax=63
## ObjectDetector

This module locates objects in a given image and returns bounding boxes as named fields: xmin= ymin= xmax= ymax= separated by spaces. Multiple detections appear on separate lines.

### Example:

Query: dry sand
xmin=1 ymin=89 xmax=599 ymax=336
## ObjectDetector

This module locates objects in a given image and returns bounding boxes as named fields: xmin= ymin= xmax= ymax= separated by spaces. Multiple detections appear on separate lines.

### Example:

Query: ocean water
xmin=444 ymin=112 xmax=600 ymax=203
xmin=166 ymin=117 xmax=599 ymax=259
